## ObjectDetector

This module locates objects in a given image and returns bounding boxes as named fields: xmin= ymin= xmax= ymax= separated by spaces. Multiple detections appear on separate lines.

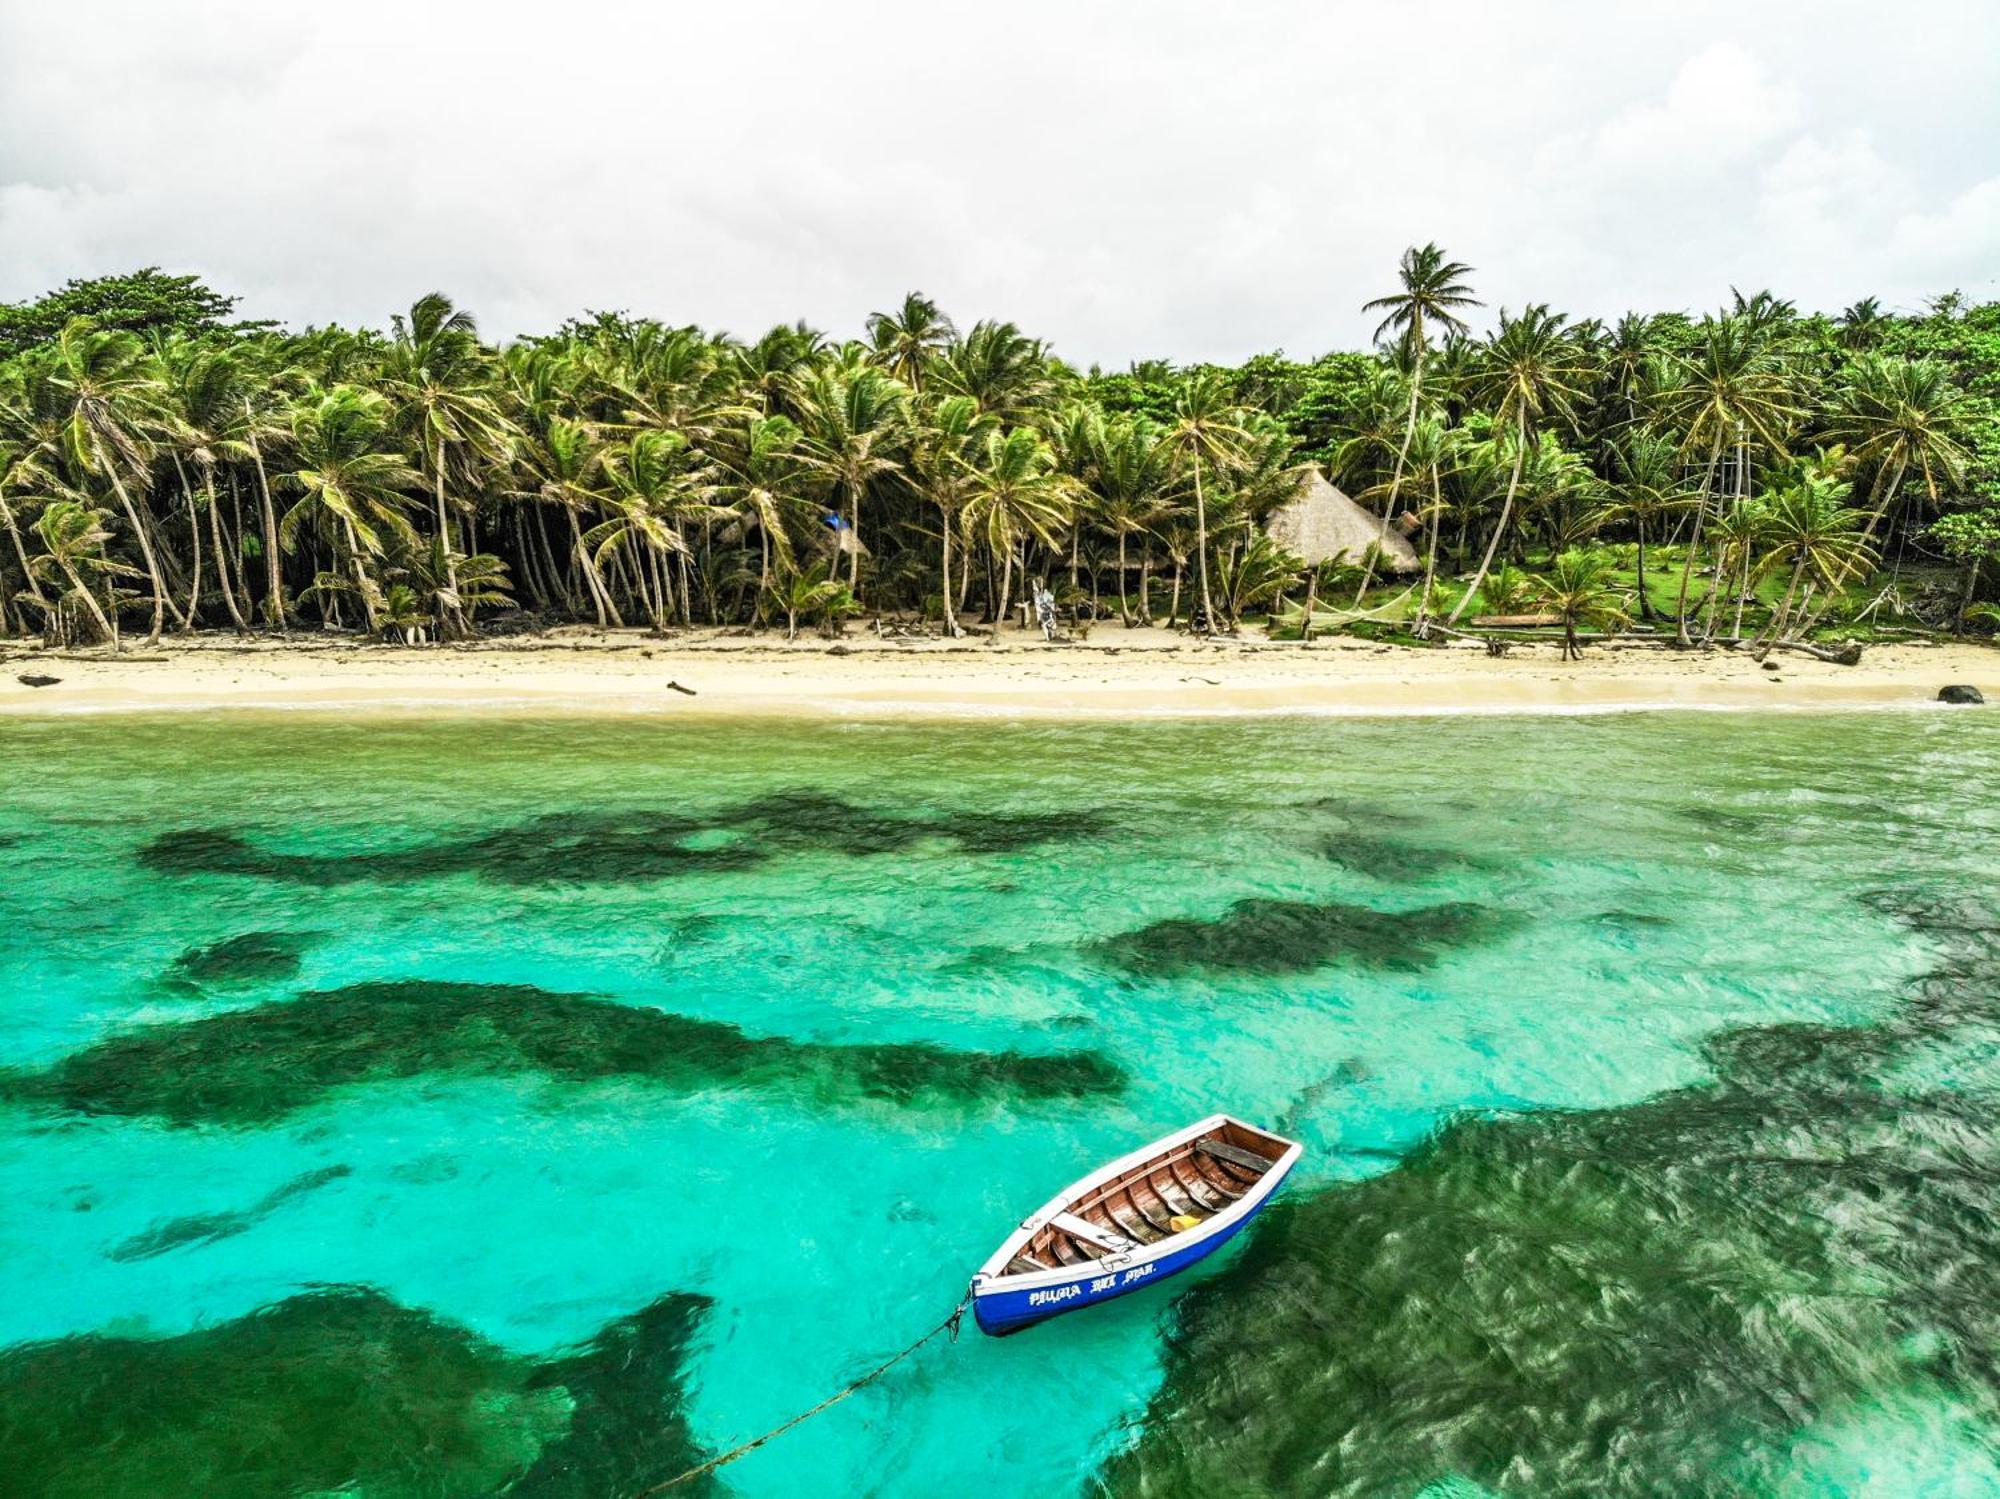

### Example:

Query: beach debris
xmin=16 ymin=673 xmax=59 ymax=688
xmin=826 ymin=643 xmax=852 ymax=656
xmin=665 ymin=680 xmax=697 ymax=696
xmin=1761 ymin=661 xmax=1780 ymax=672
xmin=1938 ymin=684 xmax=1985 ymax=704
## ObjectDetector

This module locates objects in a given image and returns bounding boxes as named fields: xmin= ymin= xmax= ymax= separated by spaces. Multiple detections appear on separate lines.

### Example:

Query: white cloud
xmin=0 ymin=1 xmax=1995 ymax=361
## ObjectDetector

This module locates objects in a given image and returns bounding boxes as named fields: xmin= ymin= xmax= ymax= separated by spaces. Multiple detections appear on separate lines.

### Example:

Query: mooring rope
xmin=630 ymin=1292 xmax=973 ymax=1495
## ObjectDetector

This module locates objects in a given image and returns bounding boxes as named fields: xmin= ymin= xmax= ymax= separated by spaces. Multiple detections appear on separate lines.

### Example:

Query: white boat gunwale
xmin=971 ymin=1113 xmax=1302 ymax=1295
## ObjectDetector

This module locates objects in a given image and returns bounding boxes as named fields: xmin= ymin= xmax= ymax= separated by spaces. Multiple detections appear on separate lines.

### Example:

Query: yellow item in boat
xmin=1168 ymin=1214 xmax=1201 ymax=1233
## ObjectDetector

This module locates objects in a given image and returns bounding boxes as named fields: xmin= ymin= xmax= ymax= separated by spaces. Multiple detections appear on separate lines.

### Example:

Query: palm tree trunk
xmin=1167 ymin=560 xmax=1182 ymax=627
xmin=1448 ymin=411 xmax=1530 ymax=625
xmin=1415 ymin=469 xmax=1444 ymax=633
xmin=1300 ymin=564 xmax=1317 ymax=643
xmin=991 ymin=540 xmax=1014 ymax=643
xmin=244 ymin=405 xmax=286 ymax=631
xmin=1193 ymin=455 xmax=1215 ymax=633
xmin=0 ymin=494 xmax=45 ymax=612
xmin=170 ymin=455 xmax=202 ymax=632
xmin=1115 ymin=531 xmax=1131 ymax=626
xmin=1670 ymin=432 xmax=1726 ymax=646
xmin=56 ymin=555 xmax=120 ymax=650
xmin=1138 ymin=542 xmax=1154 ymax=625
xmin=91 ymin=433 xmax=174 ymax=642
xmin=342 ymin=519 xmax=379 ymax=632
xmin=1633 ymin=520 xmax=1654 ymax=621
xmin=205 ymin=471 xmax=250 ymax=634
xmin=844 ymin=483 xmax=861 ymax=592
xmin=433 ymin=439 xmax=465 ymax=639
xmin=940 ymin=507 xmax=961 ymax=636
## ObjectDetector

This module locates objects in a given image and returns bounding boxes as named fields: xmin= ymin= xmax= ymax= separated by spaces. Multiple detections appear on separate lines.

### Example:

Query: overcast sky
xmin=2 ymin=1 xmax=1996 ymax=364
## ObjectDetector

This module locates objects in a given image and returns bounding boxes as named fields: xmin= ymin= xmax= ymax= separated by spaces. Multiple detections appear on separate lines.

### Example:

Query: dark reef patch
xmin=108 ymin=1164 xmax=352 ymax=1262
xmin=163 ymin=930 xmax=324 ymax=990
xmin=136 ymin=789 xmax=1103 ymax=888
xmin=1096 ymin=898 xmax=1512 ymax=976
xmin=6 ymin=980 xmax=1124 ymax=1127
xmin=1316 ymin=832 xmax=1492 ymax=882
xmin=1095 ymin=885 xmax=2000 ymax=1498
xmin=0 ymin=1287 xmax=716 ymax=1499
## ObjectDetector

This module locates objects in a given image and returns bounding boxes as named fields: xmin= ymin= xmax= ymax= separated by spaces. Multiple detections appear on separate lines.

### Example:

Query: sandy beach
xmin=1 ymin=627 xmax=1992 ymax=718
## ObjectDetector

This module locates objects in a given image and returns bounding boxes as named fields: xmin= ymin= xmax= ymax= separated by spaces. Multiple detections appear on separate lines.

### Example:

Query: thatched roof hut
xmin=1264 ymin=468 xmax=1419 ymax=573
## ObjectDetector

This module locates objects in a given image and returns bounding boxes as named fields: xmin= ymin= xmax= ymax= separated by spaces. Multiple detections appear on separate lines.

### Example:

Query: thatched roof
xmin=1264 ymin=469 xmax=1419 ymax=572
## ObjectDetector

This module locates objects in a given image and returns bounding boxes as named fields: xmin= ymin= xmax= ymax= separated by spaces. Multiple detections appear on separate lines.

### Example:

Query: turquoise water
xmin=1 ymin=709 xmax=1996 ymax=1496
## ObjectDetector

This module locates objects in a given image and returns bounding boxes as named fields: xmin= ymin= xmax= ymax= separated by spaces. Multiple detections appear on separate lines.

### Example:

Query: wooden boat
xmin=969 ymin=1114 xmax=1302 ymax=1336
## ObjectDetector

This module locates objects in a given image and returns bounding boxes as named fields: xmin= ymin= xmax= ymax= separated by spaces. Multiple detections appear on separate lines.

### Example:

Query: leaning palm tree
xmin=961 ymin=426 xmax=1074 ymax=638
xmin=28 ymin=499 xmax=130 ymax=648
xmin=710 ymin=413 xmax=816 ymax=616
xmin=511 ymin=417 xmax=620 ymax=627
xmin=1163 ymin=370 xmax=1249 ymax=633
xmin=590 ymin=430 xmax=700 ymax=631
xmin=1359 ymin=243 xmax=1480 ymax=588
xmin=0 ymin=436 xmax=53 ymax=626
xmin=1748 ymin=470 xmax=1877 ymax=651
xmin=1821 ymin=354 xmax=1971 ymax=546
xmin=1356 ymin=415 xmax=1458 ymax=631
xmin=162 ymin=342 xmax=253 ymax=634
xmin=1447 ymin=304 xmax=1590 ymax=624
xmin=36 ymin=321 xmax=178 ymax=641
xmin=1532 ymin=548 xmax=1631 ymax=660
xmin=278 ymin=385 xmax=425 ymax=633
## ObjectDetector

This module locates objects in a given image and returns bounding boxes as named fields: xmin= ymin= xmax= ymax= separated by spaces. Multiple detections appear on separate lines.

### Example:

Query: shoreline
xmin=2 ymin=628 xmax=1992 ymax=720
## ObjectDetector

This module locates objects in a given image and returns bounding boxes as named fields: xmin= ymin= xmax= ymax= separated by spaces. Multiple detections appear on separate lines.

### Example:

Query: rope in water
xmin=630 ymin=1292 xmax=973 ymax=1496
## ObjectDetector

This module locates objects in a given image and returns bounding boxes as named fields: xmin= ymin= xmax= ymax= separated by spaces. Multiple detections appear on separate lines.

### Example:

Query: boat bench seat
xmin=1051 ymin=1211 xmax=1133 ymax=1254
xmin=1197 ymin=1138 xmax=1273 ymax=1174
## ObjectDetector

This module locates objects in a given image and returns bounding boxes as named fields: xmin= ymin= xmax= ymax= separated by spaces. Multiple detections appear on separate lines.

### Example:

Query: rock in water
xmin=16 ymin=674 xmax=59 ymax=688
xmin=1938 ymin=684 xmax=1985 ymax=704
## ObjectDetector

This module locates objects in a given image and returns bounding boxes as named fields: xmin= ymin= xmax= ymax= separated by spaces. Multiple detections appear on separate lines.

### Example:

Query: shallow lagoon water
xmin=1 ymin=708 xmax=1995 ymax=1495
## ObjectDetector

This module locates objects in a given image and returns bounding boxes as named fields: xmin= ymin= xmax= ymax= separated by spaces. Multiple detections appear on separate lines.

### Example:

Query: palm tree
xmin=1749 ymin=469 xmax=1877 ymax=650
xmin=512 ymin=417 xmax=619 ymax=627
xmin=1533 ymin=547 xmax=1631 ymax=660
xmin=37 ymin=321 xmax=179 ymax=641
xmin=30 ymin=499 xmax=131 ymax=647
xmin=1356 ymin=416 xmax=1457 ymax=631
xmin=278 ymin=385 xmax=424 ymax=633
xmin=933 ymin=321 xmax=1053 ymax=420
xmin=1822 ymin=355 xmax=1971 ymax=546
xmin=1658 ymin=317 xmax=1801 ymax=644
xmin=792 ymin=366 xmax=907 ymax=594
xmin=1838 ymin=297 xmax=1890 ymax=351
xmin=903 ymin=394 xmax=993 ymax=636
xmin=1077 ymin=412 xmax=1173 ymax=626
xmin=1163 ymin=370 xmax=1249 ymax=633
xmin=1603 ymin=432 xmax=1694 ymax=622
xmin=1448 ymin=305 xmax=1590 ymax=624
xmin=163 ymin=343 xmax=253 ymax=634
xmin=382 ymin=293 xmax=515 ymax=637
xmin=767 ymin=558 xmax=856 ymax=640
xmin=961 ymin=426 xmax=1074 ymax=638
xmin=866 ymin=294 xmax=957 ymax=392
xmin=0 ymin=436 xmax=52 ymax=626
xmin=711 ymin=414 xmax=815 ymax=616
xmin=1358 ymin=244 xmax=1480 ymax=595
xmin=590 ymin=430 xmax=700 ymax=631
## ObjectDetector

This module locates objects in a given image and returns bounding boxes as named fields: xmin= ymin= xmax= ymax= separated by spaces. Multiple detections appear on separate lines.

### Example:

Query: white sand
xmin=1 ymin=625 xmax=1993 ymax=719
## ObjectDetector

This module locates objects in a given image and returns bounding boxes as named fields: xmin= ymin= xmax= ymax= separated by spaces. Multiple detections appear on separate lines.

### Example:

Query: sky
xmin=2 ymin=0 xmax=1997 ymax=365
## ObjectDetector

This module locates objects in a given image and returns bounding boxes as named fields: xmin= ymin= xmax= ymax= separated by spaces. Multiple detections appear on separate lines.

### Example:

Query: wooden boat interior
xmin=1003 ymin=1119 xmax=1287 ymax=1275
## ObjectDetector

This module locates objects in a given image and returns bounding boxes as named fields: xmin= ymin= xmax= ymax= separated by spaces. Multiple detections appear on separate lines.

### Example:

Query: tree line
xmin=0 ymin=258 xmax=1993 ymax=651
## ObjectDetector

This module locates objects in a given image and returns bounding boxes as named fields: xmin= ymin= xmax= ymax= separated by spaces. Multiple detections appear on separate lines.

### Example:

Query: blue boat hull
xmin=972 ymin=1190 xmax=1272 ymax=1336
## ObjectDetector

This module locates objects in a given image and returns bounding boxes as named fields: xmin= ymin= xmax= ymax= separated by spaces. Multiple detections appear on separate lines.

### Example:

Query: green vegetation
xmin=2 ymin=980 xmax=1125 ymax=1126
xmin=0 ymin=1287 xmax=717 ymax=1499
xmin=0 ymin=262 xmax=1995 ymax=651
